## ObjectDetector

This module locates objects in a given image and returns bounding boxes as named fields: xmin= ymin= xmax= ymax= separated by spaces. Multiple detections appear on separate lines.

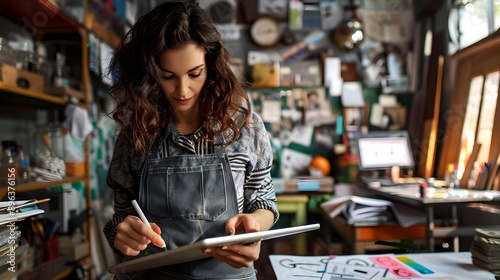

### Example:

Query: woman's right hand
xmin=114 ymin=215 xmax=165 ymax=256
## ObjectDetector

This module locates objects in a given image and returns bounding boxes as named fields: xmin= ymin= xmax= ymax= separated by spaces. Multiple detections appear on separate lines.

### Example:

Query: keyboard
xmin=361 ymin=176 xmax=397 ymax=187
xmin=361 ymin=176 xmax=423 ymax=187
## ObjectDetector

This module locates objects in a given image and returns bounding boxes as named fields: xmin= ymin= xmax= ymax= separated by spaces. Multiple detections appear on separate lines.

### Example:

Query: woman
xmin=103 ymin=1 xmax=279 ymax=279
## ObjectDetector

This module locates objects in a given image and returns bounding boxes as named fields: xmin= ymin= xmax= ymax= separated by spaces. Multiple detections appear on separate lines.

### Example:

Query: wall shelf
xmin=0 ymin=82 xmax=67 ymax=105
xmin=0 ymin=176 xmax=85 ymax=198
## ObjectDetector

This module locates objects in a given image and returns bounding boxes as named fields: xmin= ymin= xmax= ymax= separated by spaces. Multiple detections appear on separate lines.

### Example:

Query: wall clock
xmin=250 ymin=17 xmax=282 ymax=48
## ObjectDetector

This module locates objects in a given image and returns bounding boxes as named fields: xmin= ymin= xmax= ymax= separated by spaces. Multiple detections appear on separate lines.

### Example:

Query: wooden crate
xmin=0 ymin=64 xmax=44 ymax=93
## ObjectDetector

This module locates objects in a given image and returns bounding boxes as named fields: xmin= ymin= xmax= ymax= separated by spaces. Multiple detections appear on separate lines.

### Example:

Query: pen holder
xmin=43 ymin=235 xmax=58 ymax=261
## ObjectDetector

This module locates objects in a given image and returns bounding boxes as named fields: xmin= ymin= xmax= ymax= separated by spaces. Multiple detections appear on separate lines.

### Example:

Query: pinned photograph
xmin=302 ymin=87 xmax=336 ymax=126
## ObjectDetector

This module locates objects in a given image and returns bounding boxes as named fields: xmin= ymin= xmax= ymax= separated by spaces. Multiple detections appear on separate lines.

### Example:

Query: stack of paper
xmin=320 ymin=195 xmax=426 ymax=227
xmin=0 ymin=199 xmax=48 ymax=225
xmin=0 ymin=238 xmax=30 ymax=275
xmin=471 ymin=228 xmax=500 ymax=274
xmin=342 ymin=198 xmax=394 ymax=224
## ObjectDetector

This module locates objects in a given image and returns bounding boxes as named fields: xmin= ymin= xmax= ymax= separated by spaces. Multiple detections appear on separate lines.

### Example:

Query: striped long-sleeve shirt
xmin=103 ymin=112 xmax=279 ymax=254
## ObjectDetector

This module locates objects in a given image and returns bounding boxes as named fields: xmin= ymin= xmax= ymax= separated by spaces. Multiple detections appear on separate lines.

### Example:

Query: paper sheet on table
xmin=270 ymin=254 xmax=459 ymax=280
xmin=270 ymin=253 xmax=482 ymax=280
xmin=269 ymin=255 xmax=332 ymax=279
xmin=269 ymin=254 xmax=389 ymax=280
xmin=322 ymin=261 xmax=387 ymax=280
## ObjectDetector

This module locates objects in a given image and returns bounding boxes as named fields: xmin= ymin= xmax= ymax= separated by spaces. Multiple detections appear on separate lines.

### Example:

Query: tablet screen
xmin=108 ymin=223 xmax=320 ymax=274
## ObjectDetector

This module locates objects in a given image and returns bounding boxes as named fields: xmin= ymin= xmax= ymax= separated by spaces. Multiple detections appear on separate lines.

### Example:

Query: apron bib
xmin=120 ymin=137 xmax=256 ymax=280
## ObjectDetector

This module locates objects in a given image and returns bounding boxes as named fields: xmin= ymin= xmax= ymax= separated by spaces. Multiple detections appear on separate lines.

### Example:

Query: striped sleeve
xmin=242 ymin=112 xmax=279 ymax=225
xmin=244 ymin=167 xmax=279 ymax=225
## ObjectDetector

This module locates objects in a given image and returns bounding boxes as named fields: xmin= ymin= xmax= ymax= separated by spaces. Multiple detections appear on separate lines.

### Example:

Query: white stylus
xmin=131 ymin=199 xmax=167 ymax=251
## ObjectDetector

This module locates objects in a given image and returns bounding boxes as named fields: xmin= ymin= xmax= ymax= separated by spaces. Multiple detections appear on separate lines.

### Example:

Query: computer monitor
xmin=355 ymin=130 xmax=415 ymax=171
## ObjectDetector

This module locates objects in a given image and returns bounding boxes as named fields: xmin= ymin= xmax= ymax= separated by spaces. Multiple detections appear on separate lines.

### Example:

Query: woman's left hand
xmin=202 ymin=214 xmax=261 ymax=268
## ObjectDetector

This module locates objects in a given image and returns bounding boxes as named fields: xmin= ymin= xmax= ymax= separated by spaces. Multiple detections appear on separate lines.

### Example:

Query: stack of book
xmin=471 ymin=228 xmax=500 ymax=274
xmin=274 ymin=176 xmax=335 ymax=194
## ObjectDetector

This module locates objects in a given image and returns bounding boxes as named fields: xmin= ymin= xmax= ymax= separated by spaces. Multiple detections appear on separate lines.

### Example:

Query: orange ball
xmin=310 ymin=156 xmax=331 ymax=176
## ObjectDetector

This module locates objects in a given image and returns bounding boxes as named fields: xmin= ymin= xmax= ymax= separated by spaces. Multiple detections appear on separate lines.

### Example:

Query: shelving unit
xmin=0 ymin=82 xmax=67 ymax=105
xmin=0 ymin=0 xmax=125 ymax=278
xmin=85 ymin=0 xmax=124 ymax=49
xmin=0 ymin=176 xmax=86 ymax=198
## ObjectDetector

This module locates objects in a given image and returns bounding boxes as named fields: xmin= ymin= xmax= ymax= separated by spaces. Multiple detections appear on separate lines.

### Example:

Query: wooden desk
xmin=276 ymin=194 xmax=309 ymax=255
xmin=368 ymin=185 xmax=500 ymax=252
xmin=327 ymin=215 xmax=429 ymax=254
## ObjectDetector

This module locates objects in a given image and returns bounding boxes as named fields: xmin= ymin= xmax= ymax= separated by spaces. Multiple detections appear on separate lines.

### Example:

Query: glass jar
xmin=35 ymin=124 xmax=65 ymax=160
xmin=17 ymin=50 xmax=42 ymax=73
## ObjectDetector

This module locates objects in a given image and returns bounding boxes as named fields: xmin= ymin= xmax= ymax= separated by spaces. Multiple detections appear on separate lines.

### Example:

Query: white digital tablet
xmin=108 ymin=223 xmax=320 ymax=274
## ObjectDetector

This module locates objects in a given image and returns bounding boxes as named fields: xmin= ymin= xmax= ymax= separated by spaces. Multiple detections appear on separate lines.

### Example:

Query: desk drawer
xmin=355 ymin=223 xmax=427 ymax=241
xmin=331 ymin=216 xmax=428 ymax=242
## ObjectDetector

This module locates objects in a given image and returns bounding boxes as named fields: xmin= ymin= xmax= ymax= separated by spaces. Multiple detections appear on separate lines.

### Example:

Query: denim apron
xmin=119 ymin=136 xmax=257 ymax=280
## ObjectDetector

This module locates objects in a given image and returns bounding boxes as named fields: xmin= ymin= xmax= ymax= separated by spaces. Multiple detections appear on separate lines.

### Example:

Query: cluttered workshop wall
xmin=247 ymin=86 xmax=339 ymax=179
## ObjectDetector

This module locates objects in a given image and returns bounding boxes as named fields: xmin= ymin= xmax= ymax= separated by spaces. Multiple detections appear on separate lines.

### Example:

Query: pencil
xmin=131 ymin=199 xmax=168 ymax=251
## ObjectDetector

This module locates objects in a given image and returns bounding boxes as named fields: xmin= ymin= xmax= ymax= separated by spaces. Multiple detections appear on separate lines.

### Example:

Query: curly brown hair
xmin=109 ymin=0 xmax=250 ymax=155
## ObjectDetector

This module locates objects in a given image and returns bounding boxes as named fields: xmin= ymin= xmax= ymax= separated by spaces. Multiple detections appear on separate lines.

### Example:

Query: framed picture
xmin=259 ymin=0 xmax=288 ymax=19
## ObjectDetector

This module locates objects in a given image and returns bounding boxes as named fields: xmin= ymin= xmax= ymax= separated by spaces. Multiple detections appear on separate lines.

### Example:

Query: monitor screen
xmin=356 ymin=130 xmax=415 ymax=171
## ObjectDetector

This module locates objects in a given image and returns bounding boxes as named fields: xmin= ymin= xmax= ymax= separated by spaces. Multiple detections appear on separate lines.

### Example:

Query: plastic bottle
xmin=447 ymin=163 xmax=460 ymax=188
xmin=52 ymin=52 xmax=70 ymax=88
xmin=16 ymin=145 xmax=30 ymax=183
xmin=419 ymin=182 xmax=428 ymax=198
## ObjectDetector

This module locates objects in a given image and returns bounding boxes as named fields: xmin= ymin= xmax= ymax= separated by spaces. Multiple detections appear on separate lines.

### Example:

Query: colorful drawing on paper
xmin=370 ymin=255 xmax=421 ymax=278
xmin=321 ymin=262 xmax=388 ymax=280
xmin=396 ymin=256 xmax=435 ymax=275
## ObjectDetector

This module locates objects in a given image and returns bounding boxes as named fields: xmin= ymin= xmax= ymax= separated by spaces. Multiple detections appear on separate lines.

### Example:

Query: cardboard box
xmin=58 ymin=233 xmax=89 ymax=262
xmin=0 ymin=63 xmax=44 ymax=92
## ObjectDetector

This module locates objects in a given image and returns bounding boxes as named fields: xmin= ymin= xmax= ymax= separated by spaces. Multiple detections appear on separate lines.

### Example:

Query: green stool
xmin=276 ymin=194 xmax=309 ymax=255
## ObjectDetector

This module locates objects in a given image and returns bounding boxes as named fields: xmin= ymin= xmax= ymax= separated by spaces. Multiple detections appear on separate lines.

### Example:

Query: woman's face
xmin=158 ymin=43 xmax=207 ymax=117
